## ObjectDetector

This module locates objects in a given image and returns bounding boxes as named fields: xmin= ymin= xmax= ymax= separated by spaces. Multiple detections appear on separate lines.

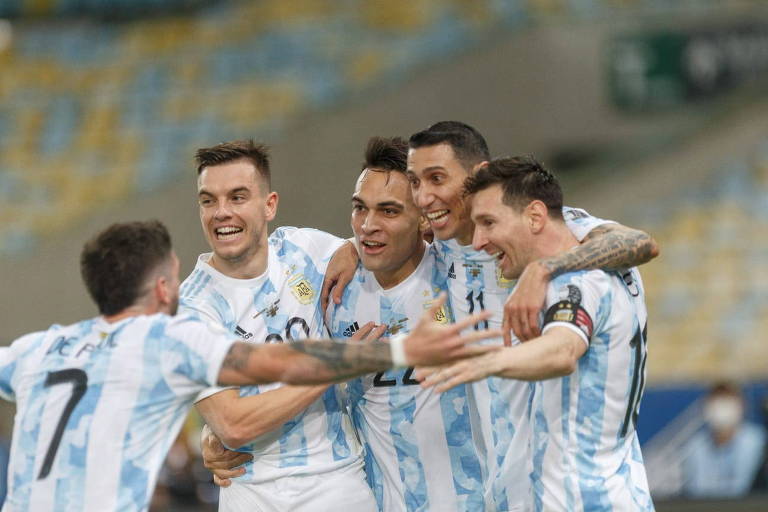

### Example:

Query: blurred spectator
xmin=682 ymin=381 xmax=767 ymax=498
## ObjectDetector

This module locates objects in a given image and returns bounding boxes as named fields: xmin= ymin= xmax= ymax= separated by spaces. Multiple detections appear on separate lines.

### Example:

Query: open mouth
xmin=214 ymin=226 xmax=243 ymax=241
xmin=425 ymin=209 xmax=450 ymax=228
xmin=361 ymin=240 xmax=386 ymax=254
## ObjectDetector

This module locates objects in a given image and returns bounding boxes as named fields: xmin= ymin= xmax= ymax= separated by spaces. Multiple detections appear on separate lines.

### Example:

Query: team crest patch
xmin=424 ymin=299 xmax=449 ymax=324
xmin=288 ymin=275 xmax=314 ymax=305
xmin=496 ymin=265 xmax=515 ymax=289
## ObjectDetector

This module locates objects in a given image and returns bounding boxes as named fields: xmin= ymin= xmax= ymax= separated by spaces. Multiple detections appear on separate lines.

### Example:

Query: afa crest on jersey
xmin=423 ymin=299 xmax=449 ymax=324
xmin=288 ymin=274 xmax=314 ymax=305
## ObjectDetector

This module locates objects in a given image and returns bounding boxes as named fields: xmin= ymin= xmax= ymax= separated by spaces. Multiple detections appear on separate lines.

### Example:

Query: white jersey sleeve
xmin=160 ymin=315 xmax=238 ymax=391
xmin=0 ymin=331 xmax=48 ymax=402
xmin=270 ymin=226 xmax=345 ymax=275
xmin=541 ymin=270 xmax=606 ymax=347
xmin=562 ymin=206 xmax=615 ymax=241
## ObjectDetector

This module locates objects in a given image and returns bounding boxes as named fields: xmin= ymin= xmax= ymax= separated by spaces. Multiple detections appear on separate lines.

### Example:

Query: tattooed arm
xmin=217 ymin=298 xmax=499 ymax=386
xmin=504 ymin=223 xmax=659 ymax=343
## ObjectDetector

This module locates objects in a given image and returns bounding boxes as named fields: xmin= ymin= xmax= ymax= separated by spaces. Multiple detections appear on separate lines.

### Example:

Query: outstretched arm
xmin=504 ymin=223 xmax=658 ymax=343
xmin=217 ymin=297 xmax=499 ymax=386
xmin=419 ymin=326 xmax=586 ymax=392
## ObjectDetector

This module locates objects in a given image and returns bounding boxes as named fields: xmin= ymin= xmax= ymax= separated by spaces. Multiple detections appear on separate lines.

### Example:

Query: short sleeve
xmin=541 ymin=270 xmax=610 ymax=347
xmin=161 ymin=315 xmax=238 ymax=392
xmin=271 ymin=227 xmax=345 ymax=274
xmin=0 ymin=332 xmax=46 ymax=402
xmin=562 ymin=206 xmax=615 ymax=242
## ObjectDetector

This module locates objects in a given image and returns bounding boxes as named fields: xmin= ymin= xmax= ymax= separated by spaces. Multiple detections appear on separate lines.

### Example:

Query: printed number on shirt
xmin=38 ymin=368 xmax=88 ymax=480
xmin=264 ymin=316 xmax=310 ymax=343
xmin=373 ymin=368 xmax=420 ymax=387
xmin=466 ymin=290 xmax=489 ymax=330
xmin=621 ymin=323 xmax=648 ymax=437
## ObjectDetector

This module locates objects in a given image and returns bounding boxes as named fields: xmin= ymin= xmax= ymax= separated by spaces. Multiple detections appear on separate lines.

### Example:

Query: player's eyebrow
xmin=351 ymin=195 xmax=365 ymax=205
xmin=198 ymin=186 xmax=250 ymax=197
xmin=375 ymin=200 xmax=403 ymax=209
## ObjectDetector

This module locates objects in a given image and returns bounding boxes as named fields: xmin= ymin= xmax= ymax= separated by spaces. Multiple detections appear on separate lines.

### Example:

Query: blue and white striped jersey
xmin=531 ymin=267 xmax=652 ymax=511
xmin=179 ymin=227 xmax=363 ymax=484
xmin=326 ymin=246 xmax=485 ymax=512
xmin=0 ymin=314 xmax=235 ymax=512
xmin=433 ymin=207 xmax=612 ymax=511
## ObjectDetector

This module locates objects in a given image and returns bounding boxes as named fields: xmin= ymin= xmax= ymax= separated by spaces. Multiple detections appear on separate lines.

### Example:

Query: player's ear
xmin=264 ymin=191 xmax=279 ymax=222
xmin=470 ymin=160 xmax=489 ymax=175
xmin=526 ymin=200 xmax=548 ymax=234
xmin=154 ymin=275 xmax=172 ymax=307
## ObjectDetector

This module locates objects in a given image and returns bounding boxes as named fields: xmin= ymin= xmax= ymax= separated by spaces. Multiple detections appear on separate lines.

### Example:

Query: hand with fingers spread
xmin=320 ymin=241 xmax=360 ymax=313
xmin=503 ymin=260 xmax=549 ymax=343
xmin=417 ymin=351 xmax=500 ymax=392
xmin=200 ymin=424 xmax=252 ymax=487
xmin=403 ymin=293 xmax=501 ymax=367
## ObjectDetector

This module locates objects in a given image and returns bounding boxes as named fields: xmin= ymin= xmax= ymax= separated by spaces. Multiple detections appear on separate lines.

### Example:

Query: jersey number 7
xmin=38 ymin=368 xmax=88 ymax=480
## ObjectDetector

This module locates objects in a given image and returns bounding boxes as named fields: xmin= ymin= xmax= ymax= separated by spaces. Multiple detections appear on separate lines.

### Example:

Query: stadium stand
xmin=1 ymin=0 xmax=762 ymax=256
xmin=629 ymin=140 xmax=768 ymax=381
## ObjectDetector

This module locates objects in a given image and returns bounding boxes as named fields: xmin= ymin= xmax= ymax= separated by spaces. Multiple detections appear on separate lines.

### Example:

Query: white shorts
xmin=218 ymin=460 xmax=376 ymax=512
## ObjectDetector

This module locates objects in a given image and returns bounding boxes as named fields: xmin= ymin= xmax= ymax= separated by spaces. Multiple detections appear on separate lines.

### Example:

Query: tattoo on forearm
xmin=542 ymin=225 xmax=656 ymax=277
xmin=288 ymin=339 xmax=392 ymax=380
xmin=222 ymin=343 xmax=257 ymax=371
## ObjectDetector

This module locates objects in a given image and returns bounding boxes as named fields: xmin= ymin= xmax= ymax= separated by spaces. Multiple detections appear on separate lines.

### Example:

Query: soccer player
xmin=324 ymin=121 xmax=658 ymax=510
xmin=326 ymin=136 xmax=484 ymax=511
xmin=179 ymin=140 xmax=374 ymax=511
xmin=0 ymin=220 xmax=495 ymax=512
xmin=421 ymin=156 xmax=654 ymax=511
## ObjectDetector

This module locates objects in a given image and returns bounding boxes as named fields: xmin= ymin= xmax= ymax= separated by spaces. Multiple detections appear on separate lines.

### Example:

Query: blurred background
xmin=1 ymin=0 xmax=767 ymax=510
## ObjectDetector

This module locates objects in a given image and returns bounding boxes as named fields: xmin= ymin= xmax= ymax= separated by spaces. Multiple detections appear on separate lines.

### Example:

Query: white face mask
xmin=704 ymin=396 xmax=743 ymax=433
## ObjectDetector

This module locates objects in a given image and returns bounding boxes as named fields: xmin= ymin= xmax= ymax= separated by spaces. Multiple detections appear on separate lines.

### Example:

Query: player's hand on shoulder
xmin=403 ymin=294 xmax=501 ymax=366
xmin=504 ymin=260 xmax=549 ymax=343
xmin=321 ymin=240 xmax=360 ymax=312
xmin=200 ymin=424 xmax=252 ymax=487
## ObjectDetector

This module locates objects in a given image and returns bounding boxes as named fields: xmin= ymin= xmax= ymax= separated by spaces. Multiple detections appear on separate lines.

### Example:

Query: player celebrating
xmin=0 ymin=220 xmax=495 ymax=512
xmin=324 ymin=121 xmax=658 ymax=510
xmin=326 ymin=136 xmax=484 ymax=511
xmin=421 ymin=156 xmax=654 ymax=511
xmin=180 ymin=140 xmax=376 ymax=511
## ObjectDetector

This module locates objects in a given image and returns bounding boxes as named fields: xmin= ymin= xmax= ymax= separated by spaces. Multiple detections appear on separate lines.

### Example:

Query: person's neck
xmin=713 ymin=427 xmax=738 ymax=446
xmin=103 ymin=304 xmax=154 ymax=324
xmin=373 ymin=242 xmax=426 ymax=290
xmin=454 ymin=219 xmax=475 ymax=246
xmin=209 ymin=245 xmax=269 ymax=280
xmin=531 ymin=221 xmax=579 ymax=262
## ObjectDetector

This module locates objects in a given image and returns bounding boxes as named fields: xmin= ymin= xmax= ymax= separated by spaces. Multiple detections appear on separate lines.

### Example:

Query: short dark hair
xmin=464 ymin=156 xmax=564 ymax=220
xmin=409 ymin=121 xmax=490 ymax=170
xmin=195 ymin=140 xmax=271 ymax=188
xmin=362 ymin=136 xmax=408 ymax=173
xmin=80 ymin=220 xmax=173 ymax=316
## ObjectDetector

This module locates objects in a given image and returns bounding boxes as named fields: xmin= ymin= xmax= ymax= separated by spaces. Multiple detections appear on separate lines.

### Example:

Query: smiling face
xmin=197 ymin=160 xmax=277 ymax=274
xmin=470 ymin=184 xmax=534 ymax=279
xmin=351 ymin=169 xmax=425 ymax=289
xmin=406 ymin=143 xmax=475 ymax=245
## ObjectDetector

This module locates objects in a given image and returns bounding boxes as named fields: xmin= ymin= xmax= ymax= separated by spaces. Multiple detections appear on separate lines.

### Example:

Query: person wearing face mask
xmin=682 ymin=381 xmax=767 ymax=498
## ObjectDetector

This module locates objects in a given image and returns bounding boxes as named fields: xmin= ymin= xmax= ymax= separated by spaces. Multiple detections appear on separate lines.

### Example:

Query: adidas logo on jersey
xmin=343 ymin=322 xmax=360 ymax=337
xmin=235 ymin=325 xmax=253 ymax=340
xmin=448 ymin=263 xmax=456 ymax=279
